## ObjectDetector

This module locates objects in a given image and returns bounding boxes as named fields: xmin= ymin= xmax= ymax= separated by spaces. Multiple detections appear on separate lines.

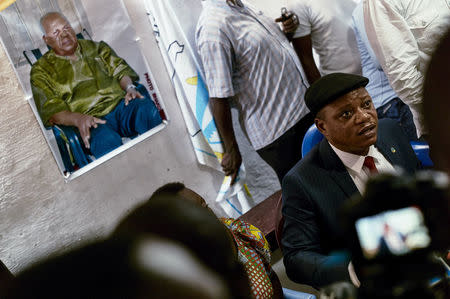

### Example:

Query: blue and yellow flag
xmin=145 ymin=0 xmax=254 ymax=217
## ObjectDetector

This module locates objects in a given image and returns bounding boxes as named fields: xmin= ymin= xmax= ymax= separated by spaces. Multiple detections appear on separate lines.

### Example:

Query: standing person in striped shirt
xmin=196 ymin=0 xmax=313 ymax=184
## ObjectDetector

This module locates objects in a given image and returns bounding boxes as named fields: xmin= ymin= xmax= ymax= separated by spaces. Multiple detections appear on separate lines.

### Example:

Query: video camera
xmin=341 ymin=171 xmax=450 ymax=299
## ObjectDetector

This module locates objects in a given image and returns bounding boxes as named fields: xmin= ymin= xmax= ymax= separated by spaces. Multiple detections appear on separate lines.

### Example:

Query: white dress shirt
xmin=330 ymin=143 xmax=396 ymax=194
xmin=289 ymin=0 xmax=362 ymax=75
xmin=363 ymin=0 xmax=450 ymax=137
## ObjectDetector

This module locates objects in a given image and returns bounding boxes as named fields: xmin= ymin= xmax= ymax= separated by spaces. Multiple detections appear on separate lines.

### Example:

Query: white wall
xmin=0 ymin=0 xmax=284 ymax=274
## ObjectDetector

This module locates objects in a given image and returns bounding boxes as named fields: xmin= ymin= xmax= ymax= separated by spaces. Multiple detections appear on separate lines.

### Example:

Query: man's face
xmin=42 ymin=14 xmax=78 ymax=56
xmin=315 ymin=87 xmax=378 ymax=156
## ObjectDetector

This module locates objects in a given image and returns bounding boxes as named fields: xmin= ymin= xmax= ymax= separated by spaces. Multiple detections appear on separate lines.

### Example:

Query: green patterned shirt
xmin=30 ymin=39 xmax=138 ymax=126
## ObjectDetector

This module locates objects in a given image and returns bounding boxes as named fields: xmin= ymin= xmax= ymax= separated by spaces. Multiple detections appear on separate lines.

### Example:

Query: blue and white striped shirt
xmin=196 ymin=0 xmax=309 ymax=150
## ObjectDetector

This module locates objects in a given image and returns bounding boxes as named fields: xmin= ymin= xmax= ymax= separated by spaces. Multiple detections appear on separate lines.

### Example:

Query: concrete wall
xmin=0 ymin=0 xmax=283 ymax=274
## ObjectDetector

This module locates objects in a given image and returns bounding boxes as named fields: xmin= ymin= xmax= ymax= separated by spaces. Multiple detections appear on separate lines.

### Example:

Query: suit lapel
xmin=375 ymin=129 xmax=406 ymax=169
xmin=319 ymin=140 xmax=359 ymax=198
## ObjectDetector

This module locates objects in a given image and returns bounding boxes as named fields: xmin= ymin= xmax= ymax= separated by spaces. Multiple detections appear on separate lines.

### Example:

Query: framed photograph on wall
xmin=0 ymin=0 xmax=168 ymax=180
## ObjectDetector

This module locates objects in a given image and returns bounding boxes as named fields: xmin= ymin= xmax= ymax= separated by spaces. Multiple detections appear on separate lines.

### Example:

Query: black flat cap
xmin=305 ymin=73 xmax=369 ymax=116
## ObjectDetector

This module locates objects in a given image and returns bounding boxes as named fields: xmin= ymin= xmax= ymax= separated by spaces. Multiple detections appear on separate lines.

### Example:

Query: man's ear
xmin=42 ymin=35 xmax=48 ymax=44
xmin=315 ymin=117 xmax=327 ymax=136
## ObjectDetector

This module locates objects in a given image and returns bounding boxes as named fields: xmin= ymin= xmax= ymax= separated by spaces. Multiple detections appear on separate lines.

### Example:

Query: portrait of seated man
xmin=30 ymin=12 xmax=162 ymax=159
xmin=281 ymin=73 xmax=422 ymax=288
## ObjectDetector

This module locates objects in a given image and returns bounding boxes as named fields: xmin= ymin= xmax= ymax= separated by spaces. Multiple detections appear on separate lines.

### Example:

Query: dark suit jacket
xmin=281 ymin=119 xmax=421 ymax=288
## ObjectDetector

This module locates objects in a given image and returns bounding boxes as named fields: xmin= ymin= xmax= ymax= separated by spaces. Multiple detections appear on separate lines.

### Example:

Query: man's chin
xmin=58 ymin=45 xmax=77 ymax=56
xmin=361 ymin=137 xmax=377 ymax=153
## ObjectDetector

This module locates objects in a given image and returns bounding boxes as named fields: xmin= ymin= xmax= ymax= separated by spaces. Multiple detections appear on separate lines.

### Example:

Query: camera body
xmin=341 ymin=171 xmax=450 ymax=298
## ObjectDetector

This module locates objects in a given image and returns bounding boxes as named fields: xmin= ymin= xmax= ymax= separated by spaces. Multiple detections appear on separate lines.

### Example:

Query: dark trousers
xmin=257 ymin=113 xmax=314 ymax=183
xmin=376 ymin=97 xmax=418 ymax=141
xmin=89 ymin=97 xmax=162 ymax=158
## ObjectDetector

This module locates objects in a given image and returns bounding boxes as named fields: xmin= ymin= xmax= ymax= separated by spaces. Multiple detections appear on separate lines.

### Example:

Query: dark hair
xmin=7 ymin=238 xmax=143 ymax=298
xmin=7 ymin=236 xmax=234 ymax=299
xmin=113 ymin=195 xmax=251 ymax=298
xmin=150 ymin=182 xmax=185 ymax=199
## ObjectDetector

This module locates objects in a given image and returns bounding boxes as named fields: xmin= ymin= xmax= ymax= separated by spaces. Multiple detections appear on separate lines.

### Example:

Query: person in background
xmin=288 ymin=0 xmax=362 ymax=84
xmin=363 ymin=0 xmax=450 ymax=139
xmin=282 ymin=73 xmax=421 ymax=288
xmin=196 ymin=0 xmax=312 ymax=183
xmin=351 ymin=1 xmax=418 ymax=140
xmin=31 ymin=12 xmax=162 ymax=158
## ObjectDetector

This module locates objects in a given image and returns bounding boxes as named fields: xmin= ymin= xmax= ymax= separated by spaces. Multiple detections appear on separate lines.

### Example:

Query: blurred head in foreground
xmin=7 ymin=236 xmax=231 ymax=299
xmin=114 ymin=184 xmax=252 ymax=298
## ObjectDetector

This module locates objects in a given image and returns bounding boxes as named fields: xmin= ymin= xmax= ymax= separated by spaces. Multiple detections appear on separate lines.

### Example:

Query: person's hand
xmin=124 ymin=87 xmax=143 ymax=106
xmin=221 ymin=143 xmax=242 ymax=185
xmin=275 ymin=8 xmax=299 ymax=35
xmin=73 ymin=113 xmax=106 ymax=148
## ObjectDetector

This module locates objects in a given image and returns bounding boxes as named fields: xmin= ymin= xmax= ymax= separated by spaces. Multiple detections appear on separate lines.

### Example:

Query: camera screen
xmin=355 ymin=206 xmax=431 ymax=260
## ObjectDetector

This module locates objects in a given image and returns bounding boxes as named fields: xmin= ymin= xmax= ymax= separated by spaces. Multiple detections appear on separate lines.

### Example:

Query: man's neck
xmin=329 ymin=142 xmax=370 ymax=157
xmin=69 ymin=54 xmax=78 ymax=61
xmin=54 ymin=43 xmax=79 ymax=61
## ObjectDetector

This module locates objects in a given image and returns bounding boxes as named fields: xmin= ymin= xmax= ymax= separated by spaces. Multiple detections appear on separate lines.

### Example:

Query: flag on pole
xmin=0 ymin=0 xmax=16 ymax=12
xmin=145 ymin=0 xmax=255 ymax=217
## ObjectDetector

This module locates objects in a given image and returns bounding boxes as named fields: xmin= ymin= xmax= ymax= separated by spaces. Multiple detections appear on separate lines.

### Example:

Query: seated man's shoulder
xmin=283 ymin=144 xmax=324 ymax=186
xmin=77 ymin=39 xmax=96 ymax=46
xmin=196 ymin=4 xmax=237 ymax=36
xmin=197 ymin=11 xmax=229 ymax=32
xmin=78 ymin=39 xmax=103 ymax=52
xmin=30 ymin=51 xmax=55 ymax=78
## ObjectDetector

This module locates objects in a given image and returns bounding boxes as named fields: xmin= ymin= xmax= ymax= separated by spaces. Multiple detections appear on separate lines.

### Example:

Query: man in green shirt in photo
xmin=31 ymin=12 xmax=162 ymax=158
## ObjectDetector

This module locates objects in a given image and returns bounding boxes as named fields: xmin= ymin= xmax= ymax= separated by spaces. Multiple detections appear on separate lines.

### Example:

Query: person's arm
xmin=292 ymin=35 xmax=321 ymax=84
xmin=119 ymin=75 xmax=143 ymax=105
xmin=281 ymin=174 xmax=351 ymax=288
xmin=286 ymin=2 xmax=320 ymax=84
xmin=31 ymin=64 xmax=106 ymax=149
xmin=49 ymin=111 xmax=105 ymax=149
xmin=210 ymin=98 xmax=241 ymax=185
xmin=275 ymin=10 xmax=299 ymax=40
xmin=363 ymin=0 xmax=425 ymax=137
xmin=98 ymin=42 xmax=142 ymax=105
xmin=196 ymin=23 xmax=242 ymax=184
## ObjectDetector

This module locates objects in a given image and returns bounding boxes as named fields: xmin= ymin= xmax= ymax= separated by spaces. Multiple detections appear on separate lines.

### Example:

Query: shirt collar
xmin=49 ymin=42 xmax=81 ymax=60
xmin=329 ymin=143 xmax=378 ymax=174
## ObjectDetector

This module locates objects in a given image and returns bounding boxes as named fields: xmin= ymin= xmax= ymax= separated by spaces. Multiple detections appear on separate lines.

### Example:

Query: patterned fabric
xmin=221 ymin=218 xmax=274 ymax=299
xmin=31 ymin=39 xmax=138 ymax=126
xmin=196 ymin=0 xmax=309 ymax=150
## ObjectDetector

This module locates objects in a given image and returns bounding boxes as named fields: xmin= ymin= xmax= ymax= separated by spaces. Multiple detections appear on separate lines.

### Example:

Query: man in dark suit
xmin=281 ymin=73 xmax=421 ymax=288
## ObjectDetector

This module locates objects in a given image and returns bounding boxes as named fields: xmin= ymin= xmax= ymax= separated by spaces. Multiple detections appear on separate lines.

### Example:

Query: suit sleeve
xmin=281 ymin=173 xmax=351 ymax=288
